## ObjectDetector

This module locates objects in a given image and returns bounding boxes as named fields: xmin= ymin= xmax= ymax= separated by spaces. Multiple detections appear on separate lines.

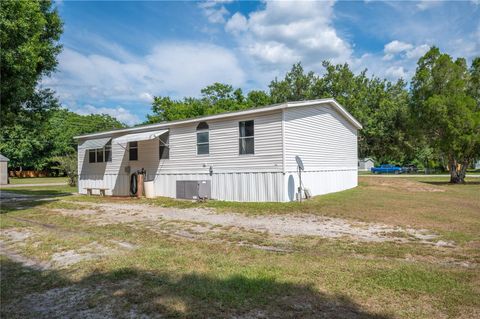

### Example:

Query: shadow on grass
xmin=420 ymin=181 xmax=480 ymax=186
xmin=0 ymin=189 xmax=72 ymax=214
xmin=0 ymin=258 xmax=391 ymax=319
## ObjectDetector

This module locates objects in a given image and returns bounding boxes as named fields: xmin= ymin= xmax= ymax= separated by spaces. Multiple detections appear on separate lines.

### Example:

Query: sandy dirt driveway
xmin=55 ymin=200 xmax=447 ymax=245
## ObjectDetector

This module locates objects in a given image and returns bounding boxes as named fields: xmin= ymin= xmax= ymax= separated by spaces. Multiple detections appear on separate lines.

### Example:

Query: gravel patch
xmin=1 ymin=228 xmax=34 ymax=242
xmin=50 ymin=242 xmax=114 ymax=268
xmin=0 ymin=241 xmax=52 ymax=270
xmin=6 ymin=283 xmax=157 ymax=319
xmin=56 ymin=201 xmax=443 ymax=244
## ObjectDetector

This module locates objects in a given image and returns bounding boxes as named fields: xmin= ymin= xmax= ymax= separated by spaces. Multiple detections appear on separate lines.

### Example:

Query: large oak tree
xmin=0 ymin=0 xmax=63 ymax=126
xmin=411 ymin=47 xmax=480 ymax=183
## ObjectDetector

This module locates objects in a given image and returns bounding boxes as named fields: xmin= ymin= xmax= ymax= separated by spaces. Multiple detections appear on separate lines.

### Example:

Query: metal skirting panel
xmin=78 ymin=170 xmax=356 ymax=202
xmin=79 ymin=172 xmax=285 ymax=202
xmin=211 ymin=172 xmax=284 ymax=202
xmin=152 ymin=172 xmax=284 ymax=202
xmin=283 ymin=168 xmax=357 ymax=202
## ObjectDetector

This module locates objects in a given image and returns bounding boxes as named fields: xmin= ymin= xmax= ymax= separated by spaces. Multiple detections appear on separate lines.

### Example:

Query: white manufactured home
xmin=75 ymin=99 xmax=362 ymax=202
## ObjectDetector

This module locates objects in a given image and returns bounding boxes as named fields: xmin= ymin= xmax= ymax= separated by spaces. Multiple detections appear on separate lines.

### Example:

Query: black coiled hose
xmin=130 ymin=172 xmax=138 ymax=196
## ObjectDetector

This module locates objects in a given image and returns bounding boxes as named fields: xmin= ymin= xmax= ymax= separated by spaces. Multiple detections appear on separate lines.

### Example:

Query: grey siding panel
xmin=77 ymin=111 xmax=284 ymax=200
xmin=283 ymin=105 xmax=358 ymax=200
xmin=158 ymin=111 xmax=283 ymax=173
xmin=153 ymin=172 xmax=284 ymax=202
xmin=284 ymin=105 xmax=358 ymax=170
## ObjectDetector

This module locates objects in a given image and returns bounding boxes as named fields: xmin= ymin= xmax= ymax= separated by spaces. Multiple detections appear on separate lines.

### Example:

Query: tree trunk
xmin=449 ymin=158 xmax=468 ymax=183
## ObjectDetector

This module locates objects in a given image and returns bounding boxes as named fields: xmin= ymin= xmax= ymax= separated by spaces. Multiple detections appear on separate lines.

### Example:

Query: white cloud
xmin=405 ymin=44 xmax=430 ymax=59
xmin=384 ymin=40 xmax=413 ymax=54
xmin=225 ymin=12 xmax=248 ymax=34
xmin=139 ymin=92 xmax=154 ymax=102
xmin=378 ymin=41 xmax=431 ymax=78
xmin=45 ymin=41 xmax=246 ymax=104
xmin=73 ymin=104 xmax=141 ymax=126
xmin=416 ymin=0 xmax=442 ymax=11
xmin=385 ymin=66 xmax=407 ymax=79
xmin=199 ymin=1 xmax=231 ymax=24
xmin=225 ymin=1 xmax=352 ymax=70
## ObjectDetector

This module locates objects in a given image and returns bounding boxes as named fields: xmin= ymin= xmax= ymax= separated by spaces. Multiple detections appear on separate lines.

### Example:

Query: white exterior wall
xmin=0 ymin=162 xmax=8 ymax=185
xmin=78 ymin=102 xmax=360 ymax=202
xmin=283 ymin=104 xmax=358 ymax=201
xmin=78 ymin=111 xmax=285 ymax=201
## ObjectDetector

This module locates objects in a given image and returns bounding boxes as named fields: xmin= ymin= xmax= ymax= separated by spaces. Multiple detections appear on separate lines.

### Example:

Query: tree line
xmin=147 ymin=54 xmax=480 ymax=182
xmin=0 ymin=0 xmax=124 ymax=179
xmin=1 ymin=0 xmax=478 ymax=183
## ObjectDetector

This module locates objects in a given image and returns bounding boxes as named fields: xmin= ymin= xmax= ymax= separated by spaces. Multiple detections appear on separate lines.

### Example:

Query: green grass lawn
xmin=1 ymin=177 xmax=479 ymax=318
xmin=8 ymin=176 xmax=68 ymax=185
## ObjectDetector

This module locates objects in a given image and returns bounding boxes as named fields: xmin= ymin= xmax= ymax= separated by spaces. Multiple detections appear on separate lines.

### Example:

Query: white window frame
xmin=88 ymin=142 xmax=112 ymax=163
xmin=196 ymin=130 xmax=209 ymax=156
xmin=159 ymin=132 xmax=170 ymax=160
xmin=239 ymin=120 xmax=254 ymax=155
xmin=129 ymin=141 xmax=138 ymax=161
xmin=196 ymin=122 xmax=210 ymax=156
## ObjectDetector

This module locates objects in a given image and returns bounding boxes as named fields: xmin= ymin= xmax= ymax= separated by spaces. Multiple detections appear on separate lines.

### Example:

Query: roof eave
xmin=74 ymin=98 xmax=362 ymax=140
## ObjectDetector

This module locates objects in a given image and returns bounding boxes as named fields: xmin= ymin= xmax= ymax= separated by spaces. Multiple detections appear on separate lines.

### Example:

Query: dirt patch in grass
xmin=54 ymin=201 xmax=445 ymax=245
xmin=0 ymin=226 xmax=138 ymax=270
xmin=50 ymin=242 xmax=115 ymax=268
xmin=1 ymin=228 xmax=34 ymax=243
xmin=0 ymin=241 xmax=52 ymax=271
xmin=367 ymin=178 xmax=446 ymax=192
xmin=23 ymin=286 xmax=114 ymax=319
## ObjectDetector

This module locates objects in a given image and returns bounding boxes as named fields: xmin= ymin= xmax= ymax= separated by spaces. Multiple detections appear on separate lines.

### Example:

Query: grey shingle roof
xmin=0 ymin=154 xmax=10 ymax=162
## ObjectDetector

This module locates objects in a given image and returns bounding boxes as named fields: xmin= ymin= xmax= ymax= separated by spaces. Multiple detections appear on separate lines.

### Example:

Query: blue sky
xmin=44 ymin=0 xmax=480 ymax=125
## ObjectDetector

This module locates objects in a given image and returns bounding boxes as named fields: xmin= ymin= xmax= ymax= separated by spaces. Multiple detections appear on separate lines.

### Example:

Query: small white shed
xmin=75 ymin=98 xmax=362 ymax=202
xmin=0 ymin=154 xmax=10 ymax=185
xmin=358 ymin=158 xmax=374 ymax=171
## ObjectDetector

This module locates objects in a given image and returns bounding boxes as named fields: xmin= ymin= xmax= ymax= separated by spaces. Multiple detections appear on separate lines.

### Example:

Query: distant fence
xmin=9 ymin=170 xmax=52 ymax=178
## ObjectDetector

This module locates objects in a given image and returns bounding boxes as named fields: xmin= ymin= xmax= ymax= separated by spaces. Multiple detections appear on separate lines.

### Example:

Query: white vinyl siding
xmin=158 ymin=111 xmax=282 ymax=173
xmin=282 ymin=104 xmax=358 ymax=200
xmin=284 ymin=104 xmax=358 ymax=170
xmin=77 ymin=102 xmax=359 ymax=201
xmin=77 ymin=111 xmax=284 ymax=198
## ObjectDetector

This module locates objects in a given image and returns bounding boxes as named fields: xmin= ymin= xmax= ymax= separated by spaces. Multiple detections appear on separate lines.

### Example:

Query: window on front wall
xmin=96 ymin=148 xmax=103 ymax=163
xmin=88 ymin=142 xmax=112 ymax=163
xmin=89 ymin=149 xmax=96 ymax=163
xmin=239 ymin=120 xmax=254 ymax=155
xmin=129 ymin=141 xmax=138 ymax=161
xmin=196 ymin=122 xmax=209 ymax=155
xmin=159 ymin=132 xmax=170 ymax=160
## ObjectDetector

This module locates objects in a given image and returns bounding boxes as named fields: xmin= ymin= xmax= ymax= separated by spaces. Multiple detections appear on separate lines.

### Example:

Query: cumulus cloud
xmin=416 ymin=0 xmax=442 ymax=11
xmin=72 ymin=104 xmax=141 ymax=126
xmin=225 ymin=1 xmax=352 ymax=70
xmin=383 ymin=40 xmax=430 ymax=59
xmin=385 ymin=66 xmax=407 ymax=79
xmin=225 ymin=12 xmax=248 ymax=34
xmin=405 ymin=44 xmax=430 ymax=59
xmin=384 ymin=40 xmax=414 ymax=54
xmin=199 ymin=0 xmax=232 ymax=24
xmin=45 ymin=42 xmax=246 ymax=104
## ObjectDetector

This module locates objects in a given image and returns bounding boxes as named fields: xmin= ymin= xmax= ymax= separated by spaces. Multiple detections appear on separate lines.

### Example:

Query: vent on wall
xmin=176 ymin=180 xmax=211 ymax=200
